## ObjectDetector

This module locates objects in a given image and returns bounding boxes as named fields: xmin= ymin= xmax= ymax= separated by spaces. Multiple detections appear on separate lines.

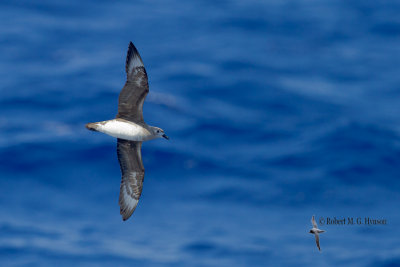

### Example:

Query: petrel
xmin=86 ymin=42 xmax=169 ymax=221
xmin=309 ymin=215 xmax=325 ymax=251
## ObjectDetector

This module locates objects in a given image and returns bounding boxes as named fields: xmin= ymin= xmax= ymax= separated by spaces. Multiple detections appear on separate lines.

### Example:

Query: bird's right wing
xmin=116 ymin=42 xmax=149 ymax=124
xmin=117 ymin=139 xmax=145 ymax=221
xmin=312 ymin=215 xmax=318 ymax=228
xmin=315 ymin=234 xmax=321 ymax=251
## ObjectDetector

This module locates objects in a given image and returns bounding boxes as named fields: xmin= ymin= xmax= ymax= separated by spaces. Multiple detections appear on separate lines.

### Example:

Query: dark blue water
xmin=1 ymin=0 xmax=400 ymax=266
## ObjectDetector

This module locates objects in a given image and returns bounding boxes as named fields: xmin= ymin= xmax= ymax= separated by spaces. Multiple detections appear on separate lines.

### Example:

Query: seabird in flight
xmin=86 ymin=42 xmax=169 ymax=221
xmin=309 ymin=215 xmax=326 ymax=251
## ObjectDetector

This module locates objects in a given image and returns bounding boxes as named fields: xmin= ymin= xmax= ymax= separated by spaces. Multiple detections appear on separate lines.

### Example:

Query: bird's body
xmin=309 ymin=229 xmax=325 ymax=235
xmin=86 ymin=118 xmax=157 ymax=142
xmin=309 ymin=215 xmax=325 ymax=251
xmin=86 ymin=42 xmax=168 ymax=221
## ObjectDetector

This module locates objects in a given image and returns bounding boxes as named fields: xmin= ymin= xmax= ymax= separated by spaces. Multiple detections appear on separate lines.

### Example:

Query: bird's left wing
xmin=311 ymin=215 xmax=318 ymax=228
xmin=117 ymin=139 xmax=145 ymax=221
xmin=116 ymin=42 xmax=149 ymax=123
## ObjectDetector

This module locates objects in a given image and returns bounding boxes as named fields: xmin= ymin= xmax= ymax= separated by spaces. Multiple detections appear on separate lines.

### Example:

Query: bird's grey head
xmin=151 ymin=126 xmax=169 ymax=140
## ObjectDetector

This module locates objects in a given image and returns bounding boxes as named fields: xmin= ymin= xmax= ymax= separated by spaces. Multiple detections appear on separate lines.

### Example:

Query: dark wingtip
xmin=125 ymin=41 xmax=143 ymax=76
xmin=121 ymin=212 xmax=133 ymax=221
xmin=120 ymin=206 xmax=135 ymax=221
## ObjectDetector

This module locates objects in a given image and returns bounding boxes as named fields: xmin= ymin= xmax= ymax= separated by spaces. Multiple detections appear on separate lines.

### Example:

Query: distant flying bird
xmin=86 ymin=42 xmax=169 ymax=221
xmin=309 ymin=215 xmax=325 ymax=251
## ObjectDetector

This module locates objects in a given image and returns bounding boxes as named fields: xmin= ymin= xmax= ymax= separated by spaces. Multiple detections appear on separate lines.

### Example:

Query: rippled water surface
xmin=1 ymin=0 xmax=400 ymax=266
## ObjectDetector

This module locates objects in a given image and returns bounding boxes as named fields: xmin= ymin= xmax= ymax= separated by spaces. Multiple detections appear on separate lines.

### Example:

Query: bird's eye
xmin=157 ymin=130 xmax=160 ymax=133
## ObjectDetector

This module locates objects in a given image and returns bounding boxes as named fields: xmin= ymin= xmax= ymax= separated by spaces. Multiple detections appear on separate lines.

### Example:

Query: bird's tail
xmin=85 ymin=122 xmax=99 ymax=131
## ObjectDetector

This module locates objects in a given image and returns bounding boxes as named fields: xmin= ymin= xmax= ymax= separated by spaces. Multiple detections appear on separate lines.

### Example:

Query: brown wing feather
xmin=117 ymin=139 xmax=145 ymax=221
xmin=312 ymin=215 xmax=317 ymax=228
xmin=315 ymin=234 xmax=321 ymax=251
xmin=116 ymin=42 xmax=149 ymax=123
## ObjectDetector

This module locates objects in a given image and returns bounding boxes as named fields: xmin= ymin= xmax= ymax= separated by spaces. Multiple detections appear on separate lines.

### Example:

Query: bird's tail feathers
xmin=85 ymin=122 xmax=99 ymax=131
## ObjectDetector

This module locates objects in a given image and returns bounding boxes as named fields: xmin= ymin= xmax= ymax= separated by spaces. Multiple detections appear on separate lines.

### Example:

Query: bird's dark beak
xmin=162 ymin=134 xmax=169 ymax=140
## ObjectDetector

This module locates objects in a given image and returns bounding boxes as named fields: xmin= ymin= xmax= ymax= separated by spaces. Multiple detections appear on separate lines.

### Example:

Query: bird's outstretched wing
xmin=315 ymin=234 xmax=321 ymax=251
xmin=116 ymin=42 xmax=149 ymax=123
xmin=117 ymin=139 xmax=145 ymax=221
xmin=311 ymin=215 xmax=318 ymax=228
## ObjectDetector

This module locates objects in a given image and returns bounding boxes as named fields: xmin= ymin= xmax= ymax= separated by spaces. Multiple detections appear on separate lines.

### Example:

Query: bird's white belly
xmin=97 ymin=119 xmax=150 ymax=141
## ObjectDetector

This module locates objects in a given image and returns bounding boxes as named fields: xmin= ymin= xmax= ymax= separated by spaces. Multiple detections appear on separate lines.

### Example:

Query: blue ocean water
xmin=1 ymin=0 xmax=400 ymax=266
